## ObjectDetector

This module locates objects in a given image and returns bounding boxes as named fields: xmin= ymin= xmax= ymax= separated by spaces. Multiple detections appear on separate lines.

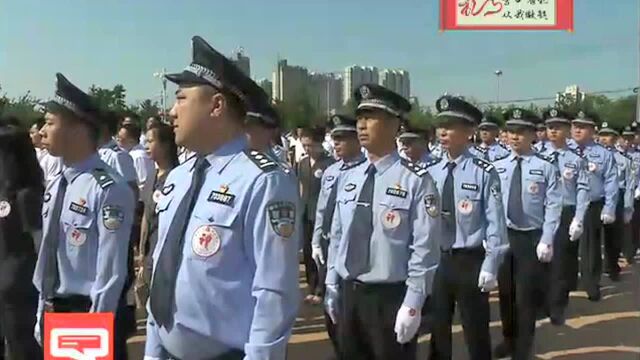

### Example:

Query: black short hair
xmin=120 ymin=123 xmax=142 ymax=142
xmin=300 ymin=127 xmax=325 ymax=143
xmin=32 ymin=117 xmax=46 ymax=130
xmin=147 ymin=122 xmax=179 ymax=168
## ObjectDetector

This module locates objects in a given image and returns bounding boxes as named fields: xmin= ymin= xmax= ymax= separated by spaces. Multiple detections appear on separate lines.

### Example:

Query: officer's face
xmin=571 ymin=124 xmax=594 ymax=144
xmin=440 ymin=123 xmax=473 ymax=153
xmin=479 ymin=129 xmax=497 ymax=143
xmin=356 ymin=110 xmax=399 ymax=150
xmin=599 ymin=134 xmax=617 ymax=147
xmin=145 ymin=129 xmax=160 ymax=161
xmin=116 ymin=128 xmax=134 ymax=151
xmin=499 ymin=130 xmax=509 ymax=144
xmin=400 ymin=138 xmax=426 ymax=161
xmin=300 ymin=136 xmax=323 ymax=159
xmin=536 ymin=129 xmax=547 ymax=142
xmin=508 ymin=128 xmax=535 ymax=153
xmin=40 ymin=112 xmax=70 ymax=156
xmin=29 ymin=124 xmax=42 ymax=147
xmin=546 ymin=124 xmax=570 ymax=142
xmin=170 ymin=86 xmax=225 ymax=150
xmin=622 ymin=136 xmax=634 ymax=150
xmin=332 ymin=133 xmax=359 ymax=159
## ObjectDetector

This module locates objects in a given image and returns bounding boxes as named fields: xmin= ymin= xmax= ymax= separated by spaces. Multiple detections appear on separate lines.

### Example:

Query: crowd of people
xmin=0 ymin=34 xmax=638 ymax=360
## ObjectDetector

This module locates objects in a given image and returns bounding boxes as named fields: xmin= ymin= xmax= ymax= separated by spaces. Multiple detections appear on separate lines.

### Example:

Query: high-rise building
xmin=343 ymin=65 xmax=379 ymax=104
xmin=309 ymin=73 xmax=343 ymax=116
xmin=258 ymin=79 xmax=273 ymax=100
xmin=272 ymin=59 xmax=309 ymax=102
xmin=380 ymin=69 xmax=411 ymax=100
xmin=556 ymin=85 xmax=586 ymax=104
xmin=231 ymin=48 xmax=250 ymax=77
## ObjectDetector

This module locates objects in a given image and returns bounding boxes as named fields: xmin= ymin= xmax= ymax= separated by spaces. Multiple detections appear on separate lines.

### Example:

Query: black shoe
xmin=587 ymin=287 xmax=601 ymax=302
xmin=550 ymin=309 xmax=566 ymax=326
xmin=493 ymin=341 xmax=513 ymax=359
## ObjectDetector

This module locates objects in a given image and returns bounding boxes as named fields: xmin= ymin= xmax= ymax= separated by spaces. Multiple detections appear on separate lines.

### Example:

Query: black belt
xmin=45 ymin=295 xmax=92 ymax=313
xmin=168 ymin=349 xmax=244 ymax=360
xmin=341 ymin=279 xmax=405 ymax=291
xmin=440 ymin=246 xmax=485 ymax=256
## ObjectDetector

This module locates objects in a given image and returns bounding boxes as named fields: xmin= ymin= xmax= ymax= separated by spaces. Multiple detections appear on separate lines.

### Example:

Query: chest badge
xmin=152 ymin=189 xmax=163 ymax=204
xmin=192 ymin=225 xmax=221 ymax=257
xmin=0 ymin=201 xmax=11 ymax=218
xmin=457 ymin=199 xmax=473 ymax=215
xmin=528 ymin=182 xmax=539 ymax=194
xmin=588 ymin=162 xmax=598 ymax=172
xmin=68 ymin=227 xmax=87 ymax=246
xmin=381 ymin=209 xmax=402 ymax=229
xmin=267 ymin=201 xmax=296 ymax=239
xmin=563 ymin=168 xmax=575 ymax=180
xmin=314 ymin=169 xmax=324 ymax=178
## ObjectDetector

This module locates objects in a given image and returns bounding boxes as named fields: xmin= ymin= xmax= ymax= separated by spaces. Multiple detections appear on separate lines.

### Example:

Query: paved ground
xmin=128 ymin=257 xmax=640 ymax=359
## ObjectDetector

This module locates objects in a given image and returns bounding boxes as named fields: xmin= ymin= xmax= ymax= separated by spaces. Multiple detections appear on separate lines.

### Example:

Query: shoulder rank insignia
xmin=401 ymin=158 xmax=427 ymax=176
xmin=109 ymin=143 xmax=121 ymax=152
xmin=92 ymin=169 xmax=115 ymax=189
xmin=493 ymin=153 xmax=510 ymax=162
xmin=422 ymin=157 xmax=441 ymax=169
xmin=473 ymin=145 xmax=488 ymax=153
xmin=245 ymin=150 xmax=279 ymax=172
xmin=534 ymin=153 xmax=554 ymax=163
xmin=340 ymin=158 xmax=366 ymax=171
xmin=472 ymin=157 xmax=494 ymax=172
xmin=498 ymin=142 xmax=509 ymax=150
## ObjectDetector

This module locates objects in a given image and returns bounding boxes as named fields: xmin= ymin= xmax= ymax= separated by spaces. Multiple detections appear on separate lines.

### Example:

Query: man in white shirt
xmin=117 ymin=123 xmax=155 ymax=192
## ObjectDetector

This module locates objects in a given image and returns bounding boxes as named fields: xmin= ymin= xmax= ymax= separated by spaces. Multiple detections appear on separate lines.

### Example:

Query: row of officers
xmin=0 ymin=34 xmax=637 ymax=360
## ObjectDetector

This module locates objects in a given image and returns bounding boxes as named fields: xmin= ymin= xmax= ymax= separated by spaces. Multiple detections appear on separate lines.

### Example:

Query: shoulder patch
xmin=109 ymin=143 xmax=121 ymax=152
xmin=534 ymin=153 xmax=554 ymax=163
xmin=92 ymin=169 xmax=115 ymax=189
xmin=340 ymin=158 xmax=366 ymax=171
xmin=401 ymin=158 xmax=428 ymax=177
xmin=245 ymin=150 xmax=279 ymax=172
xmin=473 ymin=145 xmax=488 ymax=153
xmin=493 ymin=153 xmax=510 ymax=162
xmin=422 ymin=157 xmax=441 ymax=169
xmin=472 ymin=157 xmax=494 ymax=172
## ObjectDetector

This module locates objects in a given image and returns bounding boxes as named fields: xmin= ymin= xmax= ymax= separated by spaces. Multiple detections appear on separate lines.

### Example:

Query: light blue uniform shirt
xmin=424 ymin=149 xmax=509 ymax=275
xmin=493 ymin=152 xmax=562 ymax=245
xmin=98 ymin=140 xmax=138 ymax=185
xmin=468 ymin=142 xmax=511 ymax=162
xmin=33 ymin=153 xmax=134 ymax=313
xmin=325 ymin=152 xmax=441 ymax=310
xmin=624 ymin=147 xmax=640 ymax=192
xmin=569 ymin=141 xmax=619 ymax=216
xmin=610 ymin=147 xmax=635 ymax=212
xmin=145 ymin=137 xmax=300 ymax=360
xmin=430 ymin=143 xmax=445 ymax=159
xmin=311 ymin=153 xmax=366 ymax=250
xmin=539 ymin=143 xmax=590 ymax=221
xmin=400 ymin=150 xmax=439 ymax=168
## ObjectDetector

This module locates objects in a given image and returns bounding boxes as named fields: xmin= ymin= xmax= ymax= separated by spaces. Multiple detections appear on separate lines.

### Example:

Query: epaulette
xmin=422 ymin=157 xmax=441 ymax=169
xmin=401 ymin=158 xmax=428 ymax=177
xmin=109 ymin=143 xmax=121 ymax=152
xmin=472 ymin=157 xmax=494 ymax=172
xmin=567 ymin=147 xmax=582 ymax=157
xmin=473 ymin=145 xmax=488 ymax=153
xmin=498 ymin=142 xmax=510 ymax=150
xmin=493 ymin=153 xmax=510 ymax=162
xmin=534 ymin=153 xmax=554 ymax=163
xmin=92 ymin=168 xmax=115 ymax=189
xmin=619 ymin=150 xmax=632 ymax=160
xmin=245 ymin=150 xmax=279 ymax=172
xmin=340 ymin=157 xmax=366 ymax=171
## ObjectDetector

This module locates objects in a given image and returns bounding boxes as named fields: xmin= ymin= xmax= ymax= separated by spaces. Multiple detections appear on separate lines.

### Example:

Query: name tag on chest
xmin=529 ymin=169 xmax=544 ymax=176
xmin=207 ymin=191 xmax=235 ymax=206
xmin=69 ymin=202 xmax=88 ymax=215
xmin=461 ymin=183 xmax=479 ymax=191
xmin=386 ymin=187 xmax=408 ymax=199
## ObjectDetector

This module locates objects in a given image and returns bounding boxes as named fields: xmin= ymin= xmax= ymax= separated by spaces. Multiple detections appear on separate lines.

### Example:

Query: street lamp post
xmin=153 ymin=68 xmax=168 ymax=123
xmin=495 ymin=70 xmax=503 ymax=105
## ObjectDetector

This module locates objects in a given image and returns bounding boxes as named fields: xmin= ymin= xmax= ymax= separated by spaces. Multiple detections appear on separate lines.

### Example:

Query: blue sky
xmin=0 ymin=0 xmax=638 ymax=108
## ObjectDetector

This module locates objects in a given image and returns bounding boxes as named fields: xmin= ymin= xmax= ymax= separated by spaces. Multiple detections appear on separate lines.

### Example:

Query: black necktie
xmin=41 ymin=175 xmax=68 ymax=299
xmin=508 ymin=157 xmax=525 ymax=227
xmin=320 ymin=181 xmax=339 ymax=255
xmin=150 ymin=156 xmax=209 ymax=327
xmin=442 ymin=162 xmax=457 ymax=249
xmin=345 ymin=164 xmax=375 ymax=278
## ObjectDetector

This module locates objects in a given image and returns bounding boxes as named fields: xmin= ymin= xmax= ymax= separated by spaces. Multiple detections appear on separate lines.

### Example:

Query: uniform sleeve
xmin=325 ymin=196 xmax=343 ymax=286
xmin=311 ymin=173 xmax=331 ymax=249
xmin=481 ymin=169 xmax=509 ymax=275
xmin=242 ymin=172 xmax=301 ymax=359
xmin=115 ymin=152 xmax=139 ymax=186
xmin=144 ymin=313 xmax=168 ymax=359
xmin=602 ymin=152 xmax=619 ymax=216
xmin=540 ymin=164 xmax=562 ymax=245
xmin=90 ymin=183 xmax=135 ymax=313
xmin=403 ymin=173 xmax=441 ymax=310
xmin=624 ymin=158 xmax=635 ymax=211
xmin=575 ymin=157 xmax=590 ymax=222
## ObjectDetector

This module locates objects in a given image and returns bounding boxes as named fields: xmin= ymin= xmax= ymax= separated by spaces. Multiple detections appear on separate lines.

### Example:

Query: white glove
xmin=601 ymin=212 xmax=615 ymax=225
xmin=33 ymin=321 xmax=41 ymax=347
xmin=394 ymin=305 xmax=421 ymax=344
xmin=624 ymin=209 xmax=633 ymax=224
xmin=311 ymin=245 xmax=325 ymax=266
xmin=568 ymin=218 xmax=583 ymax=242
xmin=536 ymin=242 xmax=553 ymax=263
xmin=324 ymin=284 xmax=339 ymax=324
xmin=635 ymin=187 xmax=640 ymax=200
xmin=477 ymin=270 xmax=498 ymax=292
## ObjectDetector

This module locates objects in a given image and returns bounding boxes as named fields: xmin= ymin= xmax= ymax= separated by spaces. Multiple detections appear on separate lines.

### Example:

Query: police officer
xmin=145 ymin=36 xmax=300 ymax=360
xmin=245 ymin=102 xmax=283 ymax=161
xmin=597 ymin=122 xmax=635 ymax=281
xmin=534 ymin=122 xmax=547 ymax=151
xmin=398 ymin=124 xmax=438 ymax=166
xmin=468 ymin=114 xmax=510 ymax=162
xmin=424 ymin=96 xmax=508 ymax=360
xmin=493 ymin=108 xmax=562 ymax=359
xmin=570 ymin=111 xmax=618 ymax=301
xmin=33 ymin=74 xmax=135 ymax=356
xmin=620 ymin=124 xmax=640 ymax=262
xmin=311 ymin=114 xmax=365 ymax=359
xmin=97 ymin=110 xmax=138 ymax=193
xmin=431 ymin=125 xmax=446 ymax=159
xmin=323 ymin=84 xmax=440 ymax=360
xmin=0 ymin=118 xmax=44 ymax=360
xmin=539 ymin=108 xmax=590 ymax=325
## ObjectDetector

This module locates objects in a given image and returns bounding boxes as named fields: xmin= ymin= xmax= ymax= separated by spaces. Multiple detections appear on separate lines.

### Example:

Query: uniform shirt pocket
xmin=456 ymin=190 xmax=482 ymax=234
xmin=378 ymin=199 xmax=411 ymax=239
xmin=524 ymin=175 xmax=546 ymax=203
xmin=61 ymin=215 xmax=95 ymax=266
xmin=187 ymin=207 xmax=240 ymax=264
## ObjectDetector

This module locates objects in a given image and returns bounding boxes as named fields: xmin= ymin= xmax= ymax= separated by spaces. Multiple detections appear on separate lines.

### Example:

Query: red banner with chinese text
xmin=440 ymin=0 xmax=574 ymax=31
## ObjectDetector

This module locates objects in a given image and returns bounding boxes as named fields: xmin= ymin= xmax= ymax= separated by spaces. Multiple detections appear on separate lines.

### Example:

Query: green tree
xmin=88 ymin=84 xmax=127 ymax=112
xmin=274 ymin=89 xmax=319 ymax=130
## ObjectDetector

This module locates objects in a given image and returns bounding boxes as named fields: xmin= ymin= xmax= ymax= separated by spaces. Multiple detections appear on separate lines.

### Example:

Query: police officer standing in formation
xmin=538 ymin=108 xmax=590 ymax=325
xmin=324 ymin=84 xmax=440 ymax=360
xmin=533 ymin=122 xmax=547 ymax=151
xmin=0 ymin=118 xmax=44 ymax=359
xmin=244 ymin=102 xmax=285 ymax=162
xmin=468 ymin=114 xmax=510 ymax=162
xmin=97 ymin=110 xmax=138 ymax=193
xmin=398 ymin=124 xmax=437 ymax=166
xmin=569 ymin=111 xmax=618 ymax=301
xmin=597 ymin=122 xmax=635 ymax=281
xmin=619 ymin=124 xmax=640 ymax=262
xmin=32 ymin=73 xmax=135 ymax=358
xmin=424 ymin=96 xmax=508 ymax=360
xmin=311 ymin=114 xmax=365 ymax=358
xmin=493 ymin=108 xmax=562 ymax=359
xmin=145 ymin=36 xmax=300 ymax=360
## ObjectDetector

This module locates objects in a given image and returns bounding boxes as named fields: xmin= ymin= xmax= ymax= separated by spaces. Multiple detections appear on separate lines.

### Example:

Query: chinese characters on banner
xmin=440 ymin=0 xmax=574 ymax=31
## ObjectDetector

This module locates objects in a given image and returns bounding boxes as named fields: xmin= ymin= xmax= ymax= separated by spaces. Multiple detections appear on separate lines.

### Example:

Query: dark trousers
xmin=338 ymin=280 xmax=417 ymax=360
xmin=579 ymin=199 xmax=604 ymax=295
xmin=167 ymin=349 xmax=245 ymax=360
xmin=428 ymin=248 xmax=490 ymax=360
xmin=603 ymin=192 xmax=625 ymax=277
xmin=302 ymin=220 xmax=322 ymax=296
xmin=547 ymin=206 xmax=578 ymax=314
xmin=324 ymin=310 xmax=339 ymax=358
xmin=0 ymin=295 xmax=42 ymax=360
xmin=498 ymin=229 xmax=545 ymax=360
xmin=629 ymin=199 xmax=640 ymax=260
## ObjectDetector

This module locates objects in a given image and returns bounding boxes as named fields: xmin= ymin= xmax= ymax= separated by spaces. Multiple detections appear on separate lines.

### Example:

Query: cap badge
xmin=439 ymin=98 xmax=449 ymax=111
xmin=578 ymin=111 xmax=585 ymax=119
xmin=602 ymin=122 xmax=608 ymax=128
xmin=360 ymin=86 xmax=371 ymax=100
xmin=550 ymin=109 xmax=558 ymax=117
xmin=513 ymin=109 xmax=522 ymax=119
